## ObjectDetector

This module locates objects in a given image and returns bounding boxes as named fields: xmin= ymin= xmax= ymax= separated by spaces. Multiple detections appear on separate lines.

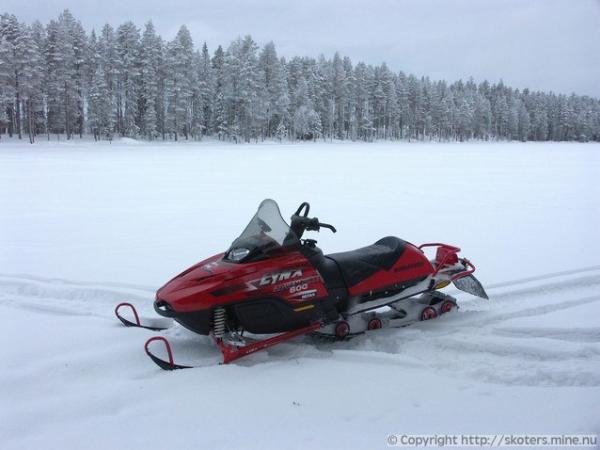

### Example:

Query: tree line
xmin=1 ymin=10 xmax=599 ymax=144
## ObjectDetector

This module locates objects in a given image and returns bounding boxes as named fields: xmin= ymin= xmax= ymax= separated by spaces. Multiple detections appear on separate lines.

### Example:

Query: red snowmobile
xmin=116 ymin=199 xmax=488 ymax=369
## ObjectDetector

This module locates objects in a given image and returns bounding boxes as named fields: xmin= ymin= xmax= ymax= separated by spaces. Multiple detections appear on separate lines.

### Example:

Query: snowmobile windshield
xmin=226 ymin=199 xmax=299 ymax=262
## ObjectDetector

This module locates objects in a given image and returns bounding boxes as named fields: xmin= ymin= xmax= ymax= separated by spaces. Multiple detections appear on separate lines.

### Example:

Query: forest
xmin=1 ymin=10 xmax=599 ymax=144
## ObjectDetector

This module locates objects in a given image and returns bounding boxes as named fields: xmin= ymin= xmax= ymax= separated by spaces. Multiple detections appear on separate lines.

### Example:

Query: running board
xmin=345 ymin=278 xmax=431 ymax=316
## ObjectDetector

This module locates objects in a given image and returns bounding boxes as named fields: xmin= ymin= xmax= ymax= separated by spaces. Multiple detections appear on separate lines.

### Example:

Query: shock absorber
xmin=212 ymin=307 xmax=227 ymax=339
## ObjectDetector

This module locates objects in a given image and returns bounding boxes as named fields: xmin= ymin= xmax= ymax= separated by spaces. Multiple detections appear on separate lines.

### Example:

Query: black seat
xmin=326 ymin=236 xmax=407 ymax=287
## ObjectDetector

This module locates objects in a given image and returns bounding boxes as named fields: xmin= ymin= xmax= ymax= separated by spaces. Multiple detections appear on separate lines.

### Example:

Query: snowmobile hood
xmin=155 ymin=253 xmax=261 ymax=312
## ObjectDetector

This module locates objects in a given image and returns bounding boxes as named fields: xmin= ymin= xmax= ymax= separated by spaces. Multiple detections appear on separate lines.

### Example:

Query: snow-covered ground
xmin=1 ymin=139 xmax=599 ymax=449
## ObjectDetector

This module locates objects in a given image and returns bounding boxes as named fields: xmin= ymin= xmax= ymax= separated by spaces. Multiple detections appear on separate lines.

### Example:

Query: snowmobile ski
xmin=144 ymin=322 xmax=323 ymax=370
xmin=144 ymin=336 xmax=192 ymax=370
xmin=216 ymin=322 xmax=323 ymax=364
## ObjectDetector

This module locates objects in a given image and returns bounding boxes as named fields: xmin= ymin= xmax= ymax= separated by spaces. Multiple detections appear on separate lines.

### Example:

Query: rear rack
xmin=418 ymin=243 xmax=476 ymax=281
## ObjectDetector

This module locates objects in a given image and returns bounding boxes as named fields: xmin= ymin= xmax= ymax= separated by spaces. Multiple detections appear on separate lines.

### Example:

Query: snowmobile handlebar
xmin=291 ymin=202 xmax=336 ymax=237
xmin=294 ymin=202 xmax=311 ymax=217
xmin=291 ymin=215 xmax=337 ymax=236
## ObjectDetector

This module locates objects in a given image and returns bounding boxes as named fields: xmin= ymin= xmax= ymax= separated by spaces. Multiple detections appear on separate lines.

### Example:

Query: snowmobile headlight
xmin=229 ymin=247 xmax=250 ymax=262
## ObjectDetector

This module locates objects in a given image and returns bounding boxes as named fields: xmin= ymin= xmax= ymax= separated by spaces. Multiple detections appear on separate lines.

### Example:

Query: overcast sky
xmin=4 ymin=0 xmax=600 ymax=97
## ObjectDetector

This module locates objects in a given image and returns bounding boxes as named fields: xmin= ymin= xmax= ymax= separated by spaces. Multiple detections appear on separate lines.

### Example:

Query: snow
xmin=1 ymin=140 xmax=599 ymax=449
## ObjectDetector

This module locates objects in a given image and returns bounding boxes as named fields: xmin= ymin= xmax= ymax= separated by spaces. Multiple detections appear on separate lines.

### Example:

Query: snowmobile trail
xmin=313 ymin=267 xmax=600 ymax=388
xmin=0 ymin=272 xmax=156 ymax=293
xmin=2 ymin=264 xmax=598 ymax=316
xmin=2 ymin=265 xmax=600 ymax=337
xmin=0 ymin=273 xmax=155 ymax=318
xmin=482 ymin=264 xmax=600 ymax=289
xmin=1 ymin=267 xmax=599 ymax=387
xmin=494 ymin=326 xmax=600 ymax=343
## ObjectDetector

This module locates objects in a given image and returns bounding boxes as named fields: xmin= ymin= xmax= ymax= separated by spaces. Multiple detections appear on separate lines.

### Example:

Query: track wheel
xmin=420 ymin=306 xmax=438 ymax=321
xmin=367 ymin=317 xmax=382 ymax=330
xmin=334 ymin=321 xmax=350 ymax=339
xmin=440 ymin=300 xmax=455 ymax=314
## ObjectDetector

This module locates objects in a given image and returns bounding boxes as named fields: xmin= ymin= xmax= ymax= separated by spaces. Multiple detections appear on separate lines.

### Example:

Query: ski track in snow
xmin=2 ymin=265 xmax=600 ymax=388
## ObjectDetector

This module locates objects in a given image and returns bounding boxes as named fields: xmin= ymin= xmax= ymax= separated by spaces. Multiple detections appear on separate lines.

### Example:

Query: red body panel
xmin=158 ymin=241 xmax=435 ymax=313
xmin=156 ymin=250 xmax=329 ymax=313
xmin=347 ymin=242 xmax=434 ymax=296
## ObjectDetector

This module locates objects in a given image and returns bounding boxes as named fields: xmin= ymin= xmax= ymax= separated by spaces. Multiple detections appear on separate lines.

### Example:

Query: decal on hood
xmin=246 ymin=269 xmax=304 ymax=290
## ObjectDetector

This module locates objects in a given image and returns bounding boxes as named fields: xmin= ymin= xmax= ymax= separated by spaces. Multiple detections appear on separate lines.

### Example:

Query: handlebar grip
xmin=319 ymin=223 xmax=337 ymax=233
xmin=306 ymin=217 xmax=320 ymax=231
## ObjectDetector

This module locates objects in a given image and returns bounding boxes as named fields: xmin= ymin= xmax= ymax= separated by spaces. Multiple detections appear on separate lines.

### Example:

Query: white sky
xmin=4 ymin=0 xmax=600 ymax=97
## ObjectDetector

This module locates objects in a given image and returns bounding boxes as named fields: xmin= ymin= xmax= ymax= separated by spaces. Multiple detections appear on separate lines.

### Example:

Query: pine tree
xmin=258 ymin=42 xmax=289 ymax=138
xmin=395 ymin=72 xmax=409 ymax=139
xmin=0 ymin=14 xmax=21 ymax=138
xmin=313 ymin=56 xmax=333 ymax=140
xmin=211 ymin=45 xmax=226 ymax=138
xmin=224 ymin=36 xmax=261 ymax=142
xmin=473 ymin=92 xmax=492 ymax=140
xmin=275 ymin=119 xmax=287 ymax=141
xmin=72 ymin=19 xmax=87 ymax=137
xmin=0 ymin=35 xmax=11 ymax=137
xmin=291 ymin=73 xmax=320 ymax=140
xmin=94 ymin=24 xmax=118 ymax=139
xmin=331 ymin=52 xmax=346 ymax=139
xmin=116 ymin=21 xmax=140 ymax=136
xmin=44 ymin=10 xmax=82 ymax=139
xmin=517 ymin=99 xmax=531 ymax=141
xmin=139 ymin=22 xmax=161 ymax=139
xmin=353 ymin=62 xmax=371 ymax=141
xmin=16 ymin=24 xmax=44 ymax=142
xmin=165 ymin=25 xmax=195 ymax=140
xmin=197 ymin=42 xmax=214 ymax=135
xmin=493 ymin=93 xmax=509 ymax=139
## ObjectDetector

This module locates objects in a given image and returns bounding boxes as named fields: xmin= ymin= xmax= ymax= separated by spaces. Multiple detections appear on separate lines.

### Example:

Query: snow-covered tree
xmin=0 ymin=14 xmax=21 ymax=138
xmin=165 ymin=25 xmax=195 ymax=140
xmin=16 ymin=24 xmax=44 ymax=142
xmin=258 ymin=41 xmax=289 ymax=138
xmin=197 ymin=42 xmax=213 ymax=136
xmin=223 ymin=36 xmax=261 ymax=142
xmin=211 ymin=45 xmax=226 ymax=138
xmin=138 ymin=22 xmax=161 ymax=139
xmin=2 ymin=10 xmax=600 ymax=143
xmin=116 ymin=21 xmax=140 ymax=137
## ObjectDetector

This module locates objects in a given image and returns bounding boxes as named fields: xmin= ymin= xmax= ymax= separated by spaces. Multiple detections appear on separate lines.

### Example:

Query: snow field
xmin=1 ymin=140 xmax=599 ymax=449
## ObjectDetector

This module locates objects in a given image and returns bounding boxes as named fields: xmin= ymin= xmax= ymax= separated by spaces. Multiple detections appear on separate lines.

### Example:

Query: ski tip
xmin=115 ymin=302 xmax=171 ymax=331
xmin=115 ymin=302 xmax=141 ymax=327
xmin=144 ymin=336 xmax=192 ymax=371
